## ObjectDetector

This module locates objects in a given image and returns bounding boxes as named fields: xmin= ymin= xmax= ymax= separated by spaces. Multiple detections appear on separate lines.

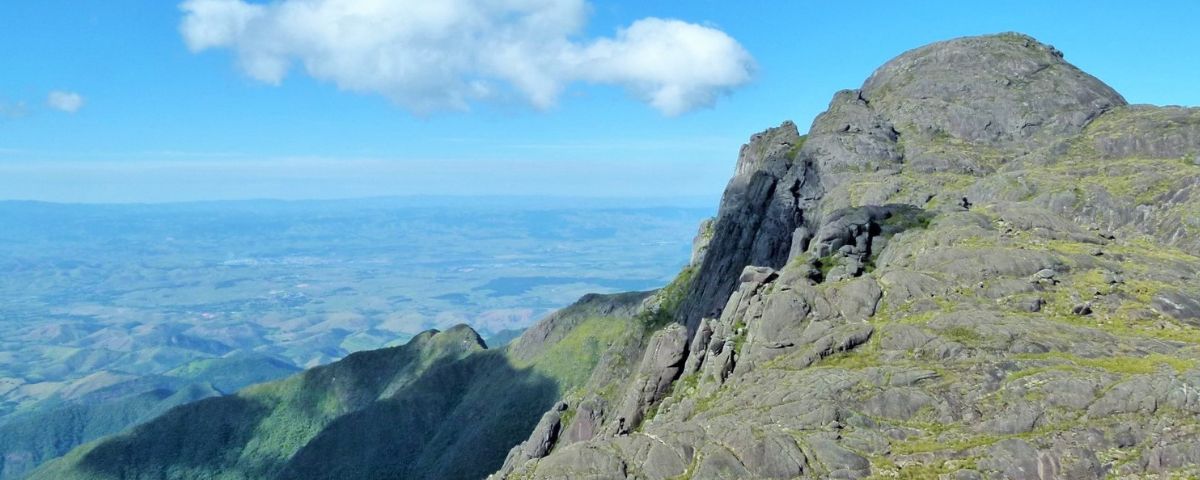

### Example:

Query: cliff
xmin=497 ymin=32 xmax=1200 ymax=479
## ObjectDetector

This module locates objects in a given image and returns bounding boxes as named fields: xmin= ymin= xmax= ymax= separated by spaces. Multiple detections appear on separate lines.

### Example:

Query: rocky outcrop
xmin=679 ymin=121 xmax=820 ymax=331
xmin=861 ymin=32 xmax=1125 ymax=173
xmin=690 ymin=218 xmax=715 ymax=266
xmin=500 ymin=32 xmax=1200 ymax=480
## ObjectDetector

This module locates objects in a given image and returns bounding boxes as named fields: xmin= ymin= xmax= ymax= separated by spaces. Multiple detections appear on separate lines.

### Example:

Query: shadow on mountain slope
xmin=77 ymin=395 xmax=280 ymax=479
xmin=278 ymin=351 xmax=559 ymax=479
xmin=37 ymin=291 xmax=654 ymax=480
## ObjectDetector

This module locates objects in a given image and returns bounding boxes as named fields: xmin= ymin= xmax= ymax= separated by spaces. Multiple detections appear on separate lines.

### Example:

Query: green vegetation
xmin=0 ymin=200 xmax=707 ymax=476
xmin=31 ymin=291 xmax=651 ymax=480
xmin=937 ymin=325 xmax=984 ymax=345
xmin=1015 ymin=351 xmax=1195 ymax=375
xmin=638 ymin=265 xmax=697 ymax=332
xmin=515 ymin=316 xmax=629 ymax=393
xmin=786 ymin=134 xmax=808 ymax=160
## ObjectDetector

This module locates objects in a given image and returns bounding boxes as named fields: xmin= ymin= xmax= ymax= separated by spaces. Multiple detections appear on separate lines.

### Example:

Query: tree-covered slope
xmin=31 ymin=291 xmax=660 ymax=480
xmin=0 ymin=352 xmax=299 ymax=480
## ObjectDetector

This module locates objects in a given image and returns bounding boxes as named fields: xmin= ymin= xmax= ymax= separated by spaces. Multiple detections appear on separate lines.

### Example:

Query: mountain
xmin=496 ymin=32 xmax=1200 ymax=479
xmin=0 ymin=352 xmax=299 ymax=480
xmin=33 ymin=32 xmax=1200 ymax=479
xmin=29 ymin=290 xmax=664 ymax=479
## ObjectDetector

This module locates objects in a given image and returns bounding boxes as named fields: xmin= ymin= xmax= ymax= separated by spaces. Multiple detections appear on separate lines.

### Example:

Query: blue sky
xmin=1 ymin=0 xmax=1198 ymax=203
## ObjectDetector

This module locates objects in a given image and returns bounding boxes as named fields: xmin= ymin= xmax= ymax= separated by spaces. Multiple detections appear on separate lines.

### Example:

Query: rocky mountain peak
xmin=679 ymin=33 xmax=1172 ymax=334
xmin=733 ymin=120 xmax=802 ymax=178
xmin=437 ymin=323 xmax=489 ymax=350
xmin=500 ymin=33 xmax=1200 ymax=479
xmin=860 ymin=32 xmax=1126 ymax=160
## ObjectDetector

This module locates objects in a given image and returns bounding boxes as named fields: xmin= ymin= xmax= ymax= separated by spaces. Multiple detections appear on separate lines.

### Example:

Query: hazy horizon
xmin=0 ymin=193 xmax=721 ymax=207
xmin=3 ymin=1 xmax=1197 ymax=203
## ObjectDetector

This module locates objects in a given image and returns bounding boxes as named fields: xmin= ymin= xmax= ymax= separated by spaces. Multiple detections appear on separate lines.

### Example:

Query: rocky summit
xmin=31 ymin=32 xmax=1200 ymax=479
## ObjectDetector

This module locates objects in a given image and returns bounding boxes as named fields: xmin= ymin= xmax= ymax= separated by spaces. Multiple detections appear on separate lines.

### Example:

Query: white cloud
xmin=179 ymin=0 xmax=754 ymax=115
xmin=47 ymin=91 xmax=85 ymax=113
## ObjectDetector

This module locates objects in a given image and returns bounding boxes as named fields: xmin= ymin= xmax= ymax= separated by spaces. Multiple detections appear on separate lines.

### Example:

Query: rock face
xmin=861 ymin=33 xmax=1125 ymax=161
xmin=679 ymin=120 xmax=819 ymax=331
xmin=499 ymin=33 xmax=1200 ymax=480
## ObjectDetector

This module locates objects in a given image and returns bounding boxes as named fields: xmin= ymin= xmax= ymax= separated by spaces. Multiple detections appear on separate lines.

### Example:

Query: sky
xmin=1 ymin=0 xmax=1198 ymax=203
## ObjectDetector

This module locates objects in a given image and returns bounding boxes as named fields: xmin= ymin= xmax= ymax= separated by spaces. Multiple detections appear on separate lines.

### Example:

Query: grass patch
xmin=939 ymin=326 xmax=984 ymax=345
xmin=890 ymin=433 xmax=1001 ymax=455
xmin=730 ymin=319 xmax=748 ymax=355
xmin=814 ymin=349 xmax=880 ymax=370
xmin=521 ymin=316 xmax=630 ymax=388
xmin=1015 ymin=351 xmax=1195 ymax=375
xmin=786 ymin=135 xmax=808 ymax=160
xmin=638 ymin=265 xmax=697 ymax=332
xmin=1004 ymin=364 xmax=1081 ymax=383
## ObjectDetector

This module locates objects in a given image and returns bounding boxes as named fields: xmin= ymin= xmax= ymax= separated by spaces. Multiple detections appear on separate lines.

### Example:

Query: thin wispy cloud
xmin=0 ymin=101 xmax=29 ymax=119
xmin=46 ymin=91 xmax=85 ymax=113
xmin=179 ymin=0 xmax=755 ymax=115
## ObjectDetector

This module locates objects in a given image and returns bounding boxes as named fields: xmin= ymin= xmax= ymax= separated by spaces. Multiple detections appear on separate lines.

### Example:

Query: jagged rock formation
xmin=29 ymin=32 xmax=1200 ymax=480
xmin=497 ymin=33 xmax=1200 ymax=479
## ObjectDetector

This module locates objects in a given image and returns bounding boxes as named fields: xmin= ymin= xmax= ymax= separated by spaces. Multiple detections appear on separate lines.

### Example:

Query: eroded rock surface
xmin=498 ymin=33 xmax=1200 ymax=480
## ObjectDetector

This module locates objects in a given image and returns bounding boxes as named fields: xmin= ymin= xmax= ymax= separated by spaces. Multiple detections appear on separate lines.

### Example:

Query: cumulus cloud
xmin=47 ymin=91 xmax=85 ymax=113
xmin=179 ymin=0 xmax=754 ymax=115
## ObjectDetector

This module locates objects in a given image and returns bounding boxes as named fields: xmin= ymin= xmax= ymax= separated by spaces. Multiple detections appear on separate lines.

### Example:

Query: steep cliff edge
xmin=499 ymin=33 xmax=1200 ymax=479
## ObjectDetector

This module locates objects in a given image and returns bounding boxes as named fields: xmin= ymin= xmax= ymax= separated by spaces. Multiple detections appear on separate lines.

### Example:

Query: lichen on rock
xmin=500 ymin=32 xmax=1200 ymax=480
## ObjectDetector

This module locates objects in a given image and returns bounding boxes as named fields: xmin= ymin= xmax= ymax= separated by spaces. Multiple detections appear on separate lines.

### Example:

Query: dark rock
xmin=725 ymin=428 xmax=808 ymax=479
xmin=953 ymin=470 xmax=984 ymax=480
xmin=613 ymin=325 xmax=688 ymax=434
xmin=679 ymin=121 xmax=821 ymax=331
xmin=1145 ymin=436 xmax=1200 ymax=472
xmin=693 ymin=444 xmax=752 ymax=479
xmin=691 ymin=218 xmax=715 ymax=267
xmin=807 ymin=437 xmax=870 ymax=479
xmin=521 ymin=407 xmax=564 ymax=458
xmin=978 ymin=439 xmax=1042 ymax=480
xmin=980 ymin=402 xmax=1043 ymax=434
xmin=1088 ymin=105 xmax=1200 ymax=160
xmin=861 ymin=32 xmax=1125 ymax=173
xmin=682 ymin=318 xmax=713 ymax=375
xmin=1153 ymin=291 xmax=1200 ymax=324
xmin=863 ymin=388 xmax=935 ymax=420
xmin=737 ymin=265 xmax=778 ymax=285
xmin=562 ymin=399 xmax=604 ymax=445
xmin=805 ymin=89 xmax=904 ymax=176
